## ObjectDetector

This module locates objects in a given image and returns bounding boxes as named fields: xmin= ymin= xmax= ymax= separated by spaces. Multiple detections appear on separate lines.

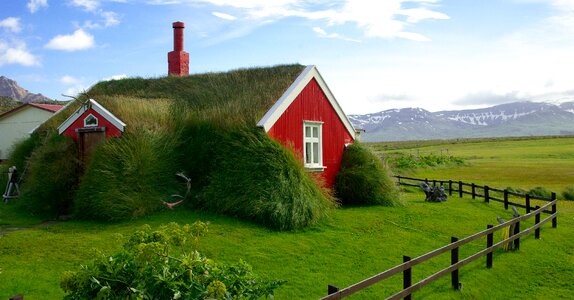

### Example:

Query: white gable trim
xmin=257 ymin=65 xmax=356 ymax=140
xmin=58 ymin=99 xmax=126 ymax=135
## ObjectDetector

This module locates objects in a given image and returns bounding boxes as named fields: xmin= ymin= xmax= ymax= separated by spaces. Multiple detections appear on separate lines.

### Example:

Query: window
xmin=84 ymin=114 xmax=98 ymax=127
xmin=303 ymin=121 xmax=323 ymax=169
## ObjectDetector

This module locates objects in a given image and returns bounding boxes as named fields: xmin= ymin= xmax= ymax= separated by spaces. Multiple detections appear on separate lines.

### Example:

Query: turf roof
xmin=86 ymin=64 xmax=306 ymax=127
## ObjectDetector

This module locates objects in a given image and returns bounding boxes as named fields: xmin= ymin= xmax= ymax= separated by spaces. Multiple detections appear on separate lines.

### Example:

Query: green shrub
xmin=505 ymin=186 xmax=527 ymax=195
xmin=73 ymin=130 xmax=182 ymax=221
xmin=527 ymin=186 xmax=553 ymax=199
xmin=61 ymin=222 xmax=284 ymax=299
xmin=562 ymin=186 xmax=574 ymax=201
xmin=19 ymin=132 xmax=78 ymax=216
xmin=335 ymin=143 xmax=401 ymax=206
xmin=384 ymin=152 xmax=464 ymax=171
xmin=193 ymin=127 xmax=336 ymax=231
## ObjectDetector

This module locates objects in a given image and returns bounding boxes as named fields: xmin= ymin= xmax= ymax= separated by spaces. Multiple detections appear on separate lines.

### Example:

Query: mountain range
xmin=0 ymin=76 xmax=51 ymax=103
xmin=348 ymin=101 xmax=574 ymax=142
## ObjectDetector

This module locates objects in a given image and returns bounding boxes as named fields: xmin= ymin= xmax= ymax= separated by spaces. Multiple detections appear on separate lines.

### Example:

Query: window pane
xmin=313 ymin=126 xmax=318 ymax=138
xmin=305 ymin=126 xmax=311 ymax=137
xmin=305 ymin=142 xmax=311 ymax=163
xmin=313 ymin=142 xmax=319 ymax=164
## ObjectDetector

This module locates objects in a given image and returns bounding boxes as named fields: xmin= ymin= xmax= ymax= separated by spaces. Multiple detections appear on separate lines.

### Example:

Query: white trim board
xmin=58 ymin=99 xmax=126 ymax=135
xmin=257 ymin=65 xmax=356 ymax=140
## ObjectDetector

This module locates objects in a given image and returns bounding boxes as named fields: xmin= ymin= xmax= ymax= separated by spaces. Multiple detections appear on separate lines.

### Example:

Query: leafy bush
xmin=527 ymin=186 xmax=553 ymax=199
xmin=73 ymin=130 xmax=181 ymax=220
xmin=61 ymin=222 xmax=284 ymax=299
xmin=19 ymin=132 xmax=78 ymax=216
xmin=335 ymin=143 xmax=401 ymax=206
xmin=562 ymin=186 xmax=574 ymax=201
xmin=385 ymin=152 xmax=465 ymax=171
xmin=193 ymin=127 xmax=336 ymax=231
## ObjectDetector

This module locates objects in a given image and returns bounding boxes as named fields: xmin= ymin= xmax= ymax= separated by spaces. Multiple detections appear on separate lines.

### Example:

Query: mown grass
xmin=1 ymin=136 xmax=573 ymax=299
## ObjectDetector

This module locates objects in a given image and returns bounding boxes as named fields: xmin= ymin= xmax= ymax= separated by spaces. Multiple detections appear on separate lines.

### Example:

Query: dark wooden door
xmin=78 ymin=128 xmax=106 ymax=165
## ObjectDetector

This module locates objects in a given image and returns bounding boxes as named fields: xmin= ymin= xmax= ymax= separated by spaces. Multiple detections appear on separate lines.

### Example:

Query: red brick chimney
xmin=168 ymin=21 xmax=189 ymax=76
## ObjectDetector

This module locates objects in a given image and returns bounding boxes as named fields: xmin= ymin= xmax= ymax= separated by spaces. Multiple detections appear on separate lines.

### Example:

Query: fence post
xmin=504 ymin=190 xmax=509 ymax=210
xmin=484 ymin=186 xmax=490 ymax=203
xmin=449 ymin=180 xmax=453 ymax=196
xmin=526 ymin=194 xmax=531 ymax=214
xmin=535 ymin=206 xmax=541 ymax=239
xmin=471 ymin=183 xmax=476 ymax=199
xmin=403 ymin=256 xmax=412 ymax=300
xmin=513 ymin=220 xmax=520 ymax=250
xmin=433 ymin=179 xmax=436 ymax=187
xmin=486 ymin=225 xmax=493 ymax=268
xmin=451 ymin=237 xmax=460 ymax=290
xmin=397 ymin=176 xmax=401 ymax=186
xmin=459 ymin=181 xmax=463 ymax=198
xmin=425 ymin=178 xmax=429 ymax=184
xmin=328 ymin=285 xmax=339 ymax=296
xmin=552 ymin=192 xmax=557 ymax=228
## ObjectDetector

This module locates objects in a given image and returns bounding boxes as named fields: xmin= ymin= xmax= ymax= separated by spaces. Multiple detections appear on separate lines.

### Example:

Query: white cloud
xmin=27 ymin=0 xmax=48 ymax=13
xmin=0 ymin=41 xmax=40 ymax=66
xmin=150 ymin=0 xmax=449 ymax=42
xmin=70 ymin=0 xmax=99 ymax=11
xmin=312 ymin=26 xmax=361 ymax=42
xmin=45 ymin=29 xmax=95 ymax=51
xmin=60 ymin=75 xmax=81 ymax=85
xmin=103 ymin=74 xmax=128 ymax=81
xmin=101 ymin=11 xmax=120 ymax=27
xmin=0 ymin=17 xmax=21 ymax=33
xmin=212 ymin=12 xmax=237 ymax=21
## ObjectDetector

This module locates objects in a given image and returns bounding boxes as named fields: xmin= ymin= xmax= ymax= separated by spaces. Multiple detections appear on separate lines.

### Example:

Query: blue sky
xmin=2 ymin=0 xmax=574 ymax=114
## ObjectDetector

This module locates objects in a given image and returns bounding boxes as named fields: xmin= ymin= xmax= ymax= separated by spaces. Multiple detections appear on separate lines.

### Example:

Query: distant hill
xmin=0 ymin=76 xmax=51 ymax=104
xmin=349 ymin=101 xmax=574 ymax=142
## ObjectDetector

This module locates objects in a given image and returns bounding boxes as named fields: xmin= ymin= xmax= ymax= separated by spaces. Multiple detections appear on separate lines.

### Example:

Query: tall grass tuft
xmin=73 ymin=130 xmax=181 ymax=221
xmin=335 ymin=143 xmax=401 ymax=206
xmin=18 ymin=132 xmax=78 ymax=216
xmin=562 ymin=186 xmax=574 ymax=201
xmin=192 ymin=126 xmax=336 ymax=231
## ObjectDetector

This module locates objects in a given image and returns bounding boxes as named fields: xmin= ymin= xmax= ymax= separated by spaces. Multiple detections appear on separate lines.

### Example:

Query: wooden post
xmin=486 ymin=225 xmax=493 ymax=268
xmin=448 ymin=180 xmax=453 ymax=196
xmin=525 ymin=194 xmax=531 ymax=214
xmin=433 ymin=179 xmax=436 ymax=187
xmin=451 ymin=237 xmax=460 ymax=290
xmin=484 ymin=186 xmax=490 ymax=203
xmin=459 ymin=181 xmax=463 ymax=198
xmin=551 ymin=192 xmax=557 ymax=228
xmin=514 ymin=220 xmax=520 ymax=250
xmin=471 ymin=183 xmax=476 ymax=199
xmin=328 ymin=285 xmax=339 ymax=295
xmin=403 ymin=256 xmax=412 ymax=300
xmin=504 ymin=190 xmax=509 ymax=210
xmin=425 ymin=178 xmax=428 ymax=184
xmin=535 ymin=206 xmax=541 ymax=239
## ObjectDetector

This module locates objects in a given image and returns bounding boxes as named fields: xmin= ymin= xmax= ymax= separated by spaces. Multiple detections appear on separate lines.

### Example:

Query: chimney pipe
xmin=168 ymin=21 xmax=189 ymax=76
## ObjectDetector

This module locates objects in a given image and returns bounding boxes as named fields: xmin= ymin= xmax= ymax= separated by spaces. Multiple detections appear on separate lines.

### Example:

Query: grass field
xmin=1 ymin=136 xmax=573 ymax=299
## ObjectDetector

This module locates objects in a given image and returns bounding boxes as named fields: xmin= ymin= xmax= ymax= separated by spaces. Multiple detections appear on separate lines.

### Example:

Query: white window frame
xmin=303 ymin=121 xmax=324 ymax=171
xmin=84 ymin=113 xmax=99 ymax=127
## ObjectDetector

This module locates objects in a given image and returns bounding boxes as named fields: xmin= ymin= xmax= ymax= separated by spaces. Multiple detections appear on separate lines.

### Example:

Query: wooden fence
xmin=395 ymin=176 xmax=557 ymax=215
xmin=321 ymin=177 xmax=558 ymax=300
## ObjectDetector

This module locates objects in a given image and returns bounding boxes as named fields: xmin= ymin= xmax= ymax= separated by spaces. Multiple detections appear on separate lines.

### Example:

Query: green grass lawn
xmin=1 ymin=136 xmax=573 ymax=299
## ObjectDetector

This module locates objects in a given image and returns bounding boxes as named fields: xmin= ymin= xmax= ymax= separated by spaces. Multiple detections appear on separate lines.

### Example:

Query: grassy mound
xmin=195 ymin=127 xmax=336 ymax=230
xmin=73 ymin=130 xmax=181 ymax=221
xmin=18 ymin=132 xmax=78 ymax=216
xmin=335 ymin=143 xmax=401 ymax=206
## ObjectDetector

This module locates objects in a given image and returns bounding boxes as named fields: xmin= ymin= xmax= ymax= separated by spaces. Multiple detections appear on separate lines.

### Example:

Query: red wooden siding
xmin=267 ymin=78 xmax=354 ymax=188
xmin=61 ymin=108 xmax=123 ymax=142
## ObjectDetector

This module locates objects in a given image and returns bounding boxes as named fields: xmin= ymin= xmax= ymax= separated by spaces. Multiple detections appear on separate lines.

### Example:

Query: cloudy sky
xmin=2 ymin=0 xmax=574 ymax=114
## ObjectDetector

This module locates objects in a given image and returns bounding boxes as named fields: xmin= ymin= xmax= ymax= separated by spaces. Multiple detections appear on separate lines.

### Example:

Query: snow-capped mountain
xmin=348 ymin=101 xmax=574 ymax=142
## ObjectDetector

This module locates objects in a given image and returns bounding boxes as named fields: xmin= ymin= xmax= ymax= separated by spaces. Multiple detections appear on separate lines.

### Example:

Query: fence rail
xmin=321 ymin=177 xmax=558 ymax=300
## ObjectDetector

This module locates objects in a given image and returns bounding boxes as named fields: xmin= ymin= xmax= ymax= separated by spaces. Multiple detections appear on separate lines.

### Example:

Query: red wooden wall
xmin=267 ymin=78 xmax=354 ymax=188
xmin=61 ymin=108 xmax=123 ymax=142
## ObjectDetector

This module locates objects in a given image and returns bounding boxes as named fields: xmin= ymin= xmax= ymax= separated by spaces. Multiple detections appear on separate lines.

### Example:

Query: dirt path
xmin=0 ymin=220 xmax=58 ymax=235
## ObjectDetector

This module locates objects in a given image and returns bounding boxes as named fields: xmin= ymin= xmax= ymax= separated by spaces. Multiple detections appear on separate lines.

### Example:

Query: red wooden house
xmin=257 ymin=65 xmax=356 ymax=187
xmin=57 ymin=99 xmax=125 ymax=163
